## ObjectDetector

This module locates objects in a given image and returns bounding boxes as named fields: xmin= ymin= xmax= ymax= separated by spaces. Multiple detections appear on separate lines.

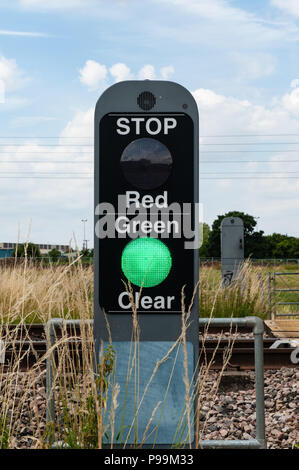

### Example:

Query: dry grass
xmin=0 ymin=257 xmax=256 ymax=448
xmin=0 ymin=258 xmax=93 ymax=323
xmin=0 ymin=258 xmax=276 ymax=324
xmin=0 ymin=320 xmax=235 ymax=449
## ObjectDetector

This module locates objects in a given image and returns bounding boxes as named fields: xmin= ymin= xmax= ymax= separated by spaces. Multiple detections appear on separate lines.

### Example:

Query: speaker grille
xmin=137 ymin=91 xmax=156 ymax=111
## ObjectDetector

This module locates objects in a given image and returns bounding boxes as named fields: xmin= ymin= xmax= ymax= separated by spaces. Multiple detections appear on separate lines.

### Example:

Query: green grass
xmin=199 ymin=263 xmax=268 ymax=318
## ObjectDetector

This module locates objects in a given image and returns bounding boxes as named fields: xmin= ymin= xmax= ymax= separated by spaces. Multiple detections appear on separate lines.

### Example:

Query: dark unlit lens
xmin=120 ymin=138 xmax=172 ymax=190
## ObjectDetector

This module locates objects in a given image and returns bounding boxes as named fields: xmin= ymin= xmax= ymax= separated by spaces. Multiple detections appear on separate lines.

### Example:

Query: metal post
xmin=273 ymin=273 xmax=277 ymax=319
xmin=268 ymin=272 xmax=272 ymax=320
xmin=81 ymin=218 xmax=88 ymax=250
xmin=254 ymin=323 xmax=266 ymax=446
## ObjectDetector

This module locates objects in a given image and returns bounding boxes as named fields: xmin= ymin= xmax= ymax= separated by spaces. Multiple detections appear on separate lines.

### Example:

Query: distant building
xmin=0 ymin=248 xmax=14 ymax=258
xmin=0 ymin=242 xmax=71 ymax=255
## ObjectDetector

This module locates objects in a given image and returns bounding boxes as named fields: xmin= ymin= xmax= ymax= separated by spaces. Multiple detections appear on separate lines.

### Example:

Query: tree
xmin=206 ymin=211 xmax=259 ymax=257
xmin=80 ymin=248 xmax=92 ymax=258
xmin=198 ymin=223 xmax=210 ymax=257
xmin=48 ymin=248 xmax=61 ymax=262
xmin=205 ymin=213 xmax=299 ymax=259
xmin=272 ymin=237 xmax=299 ymax=258
xmin=15 ymin=243 xmax=41 ymax=258
xmin=264 ymin=233 xmax=289 ymax=258
xmin=245 ymin=230 xmax=267 ymax=258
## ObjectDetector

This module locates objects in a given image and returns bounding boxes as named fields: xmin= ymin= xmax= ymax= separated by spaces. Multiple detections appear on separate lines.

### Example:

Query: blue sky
xmin=0 ymin=0 xmax=299 ymax=248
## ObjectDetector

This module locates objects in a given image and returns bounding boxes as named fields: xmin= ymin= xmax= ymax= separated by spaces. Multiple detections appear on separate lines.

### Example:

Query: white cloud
xmin=271 ymin=0 xmax=299 ymax=17
xmin=60 ymin=107 xmax=93 ymax=144
xmin=137 ymin=64 xmax=175 ymax=80
xmin=18 ymin=0 xmax=95 ymax=10
xmin=79 ymin=60 xmax=107 ymax=91
xmin=79 ymin=60 xmax=176 ymax=87
xmin=0 ymin=108 xmax=94 ymax=225
xmin=10 ymin=116 xmax=57 ymax=128
xmin=282 ymin=87 xmax=299 ymax=116
xmin=0 ymin=56 xmax=29 ymax=92
xmin=160 ymin=0 xmax=298 ymax=27
xmin=193 ymin=87 xmax=299 ymax=135
xmin=160 ymin=65 xmax=174 ymax=80
xmin=109 ymin=63 xmax=133 ymax=83
xmin=193 ymin=86 xmax=299 ymax=235
xmin=193 ymin=88 xmax=225 ymax=109
xmin=0 ymin=96 xmax=30 ymax=111
xmin=0 ymin=143 xmax=91 ymax=212
xmin=138 ymin=64 xmax=156 ymax=80
xmin=157 ymin=0 xmax=248 ymax=20
xmin=246 ymin=153 xmax=299 ymax=198
xmin=0 ymin=30 xmax=48 ymax=37
xmin=79 ymin=61 xmax=175 ymax=87
xmin=154 ymin=0 xmax=299 ymax=49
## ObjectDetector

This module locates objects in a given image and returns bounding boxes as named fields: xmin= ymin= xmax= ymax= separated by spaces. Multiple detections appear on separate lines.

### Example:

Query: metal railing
xmin=200 ymin=257 xmax=299 ymax=266
xmin=46 ymin=316 xmax=266 ymax=449
xmin=269 ymin=272 xmax=299 ymax=319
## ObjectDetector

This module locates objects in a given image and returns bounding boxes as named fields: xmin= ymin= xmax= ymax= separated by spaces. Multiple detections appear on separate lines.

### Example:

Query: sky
xmin=0 ymin=0 xmax=299 ymax=248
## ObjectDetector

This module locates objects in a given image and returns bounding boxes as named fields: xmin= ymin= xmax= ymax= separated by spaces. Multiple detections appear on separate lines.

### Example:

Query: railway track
xmin=0 ymin=323 xmax=298 ymax=371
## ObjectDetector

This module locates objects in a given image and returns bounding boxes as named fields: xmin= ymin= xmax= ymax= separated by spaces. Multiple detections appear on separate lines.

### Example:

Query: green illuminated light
xmin=121 ymin=238 xmax=172 ymax=288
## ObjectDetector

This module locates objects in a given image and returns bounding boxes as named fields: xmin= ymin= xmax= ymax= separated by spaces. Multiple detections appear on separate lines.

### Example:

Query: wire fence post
xmin=268 ymin=272 xmax=272 ymax=320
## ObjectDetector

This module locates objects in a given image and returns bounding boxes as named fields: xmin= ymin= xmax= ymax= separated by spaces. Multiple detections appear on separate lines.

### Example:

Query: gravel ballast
xmin=0 ymin=368 xmax=297 ymax=449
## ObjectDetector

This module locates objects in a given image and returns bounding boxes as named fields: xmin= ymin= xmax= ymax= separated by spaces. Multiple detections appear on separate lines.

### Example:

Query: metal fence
xmin=0 ymin=256 xmax=298 ymax=267
xmin=268 ymin=271 xmax=299 ymax=319
xmin=200 ymin=258 xmax=299 ymax=266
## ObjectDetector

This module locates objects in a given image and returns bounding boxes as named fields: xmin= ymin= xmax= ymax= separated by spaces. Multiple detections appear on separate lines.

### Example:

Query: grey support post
xmin=221 ymin=217 xmax=244 ymax=286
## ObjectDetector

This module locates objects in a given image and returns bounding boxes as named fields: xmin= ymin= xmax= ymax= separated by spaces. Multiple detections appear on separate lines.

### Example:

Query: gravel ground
xmin=0 ymin=367 xmax=297 ymax=449
xmin=200 ymin=368 xmax=298 ymax=449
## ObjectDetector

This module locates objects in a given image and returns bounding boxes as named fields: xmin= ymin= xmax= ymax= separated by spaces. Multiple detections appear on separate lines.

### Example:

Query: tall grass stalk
xmin=0 ymin=256 xmax=264 ymax=448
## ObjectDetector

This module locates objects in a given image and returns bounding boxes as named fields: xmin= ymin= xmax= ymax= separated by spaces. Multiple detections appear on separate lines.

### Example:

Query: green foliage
xmin=199 ymin=283 xmax=259 ymax=318
xmin=198 ymin=264 xmax=268 ymax=319
xmin=198 ymin=223 xmax=210 ymax=257
xmin=15 ymin=242 xmax=41 ymax=258
xmin=80 ymin=248 xmax=93 ymax=258
xmin=205 ymin=211 xmax=299 ymax=259
xmin=199 ymin=278 xmax=263 ymax=318
xmin=48 ymin=248 xmax=61 ymax=262
xmin=272 ymin=237 xmax=299 ymax=258
xmin=0 ymin=416 xmax=9 ymax=449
